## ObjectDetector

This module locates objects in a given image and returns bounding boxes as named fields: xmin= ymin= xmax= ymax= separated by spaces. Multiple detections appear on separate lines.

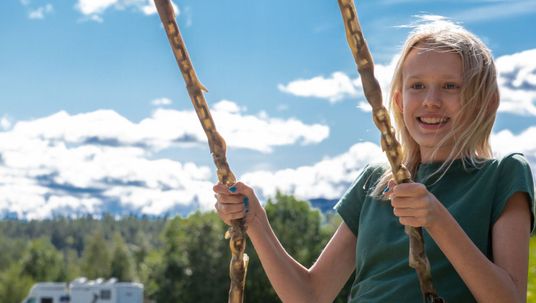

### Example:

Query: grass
xmin=528 ymin=237 xmax=536 ymax=302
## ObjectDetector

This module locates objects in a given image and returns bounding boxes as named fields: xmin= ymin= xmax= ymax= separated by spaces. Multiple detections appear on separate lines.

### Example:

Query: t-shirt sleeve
xmin=334 ymin=165 xmax=378 ymax=237
xmin=492 ymin=153 xmax=535 ymax=231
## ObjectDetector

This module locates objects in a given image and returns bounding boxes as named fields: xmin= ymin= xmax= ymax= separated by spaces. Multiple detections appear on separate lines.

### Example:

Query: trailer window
xmin=100 ymin=289 xmax=111 ymax=300
xmin=40 ymin=298 xmax=53 ymax=303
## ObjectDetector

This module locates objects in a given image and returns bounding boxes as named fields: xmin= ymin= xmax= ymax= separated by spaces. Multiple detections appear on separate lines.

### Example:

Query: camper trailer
xmin=21 ymin=278 xmax=143 ymax=303
xmin=20 ymin=282 xmax=69 ymax=303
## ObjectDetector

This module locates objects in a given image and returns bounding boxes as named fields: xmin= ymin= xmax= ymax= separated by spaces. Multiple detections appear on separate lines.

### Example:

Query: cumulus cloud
xmin=1 ymin=116 xmax=11 ymax=130
xmin=151 ymin=97 xmax=173 ymax=106
xmin=19 ymin=1 xmax=54 ymax=20
xmin=28 ymin=3 xmax=53 ymax=19
xmin=0 ymin=100 xmax=328 ymax=219
xmin=278 ymin=57 xmax=398 ymax=108
xmin=0 ymin=140 xmax=213 ymax=219
xmin=8 ymin=101 xmax=328 ymax=153
xmin=242 ymin=142 xmax=385 ymax=201
xmin=278 ymin=72 xmax=358 ymax=103
xmin=2 ymin=117 xmax=535 ymax=219
xmin=491 ymin=127 xmax=536 ymax=158
xmin=75 ymin=0 xmax=179 ymax=22
xmin=496 ymin=49 xmax=536 ymax=116
xmin=491 ymin=127 xmax=536 ymax=183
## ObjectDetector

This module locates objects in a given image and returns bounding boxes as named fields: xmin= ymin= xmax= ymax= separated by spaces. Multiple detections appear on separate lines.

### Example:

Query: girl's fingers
xmin=215 ymin=199 xmax=245 ymax=216
xmin=217 ymin=201 xmax=244 ymax=214
xmin=393 ymin=207 xmax=428 ymax=217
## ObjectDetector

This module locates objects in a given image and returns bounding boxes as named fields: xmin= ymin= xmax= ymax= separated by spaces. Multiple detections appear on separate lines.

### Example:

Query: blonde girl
xmin=214 ymin=19 xmax=534 ymax=303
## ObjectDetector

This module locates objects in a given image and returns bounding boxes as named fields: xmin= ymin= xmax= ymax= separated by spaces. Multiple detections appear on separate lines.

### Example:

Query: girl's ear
xmin=394 ymin=90 xmax=403 ymax=112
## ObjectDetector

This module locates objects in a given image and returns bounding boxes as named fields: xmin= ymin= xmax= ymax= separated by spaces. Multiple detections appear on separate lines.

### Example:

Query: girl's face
xmin=396 ymin=47 xmax=463 ymax=162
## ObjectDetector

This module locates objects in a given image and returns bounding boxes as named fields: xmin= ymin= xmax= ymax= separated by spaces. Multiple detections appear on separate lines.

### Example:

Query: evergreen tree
xmin=0 ymin=264 xmax=35 ymax=303
xmin=110 ymin=232 xmax=136 ymax=281
xmin=20 ymin=237 xmax=65 ymax=282
xmin=152 ymin=212 xmax=229 ymax=303
xmin=81 ymin=229 xmax=111 ymax=279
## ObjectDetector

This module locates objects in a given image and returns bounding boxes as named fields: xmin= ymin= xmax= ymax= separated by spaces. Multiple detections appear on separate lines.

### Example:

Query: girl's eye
xmin=410 ymin=83 xmax=425 ymax=89
xmin=443 ymin=83 xmax=460 ymax=89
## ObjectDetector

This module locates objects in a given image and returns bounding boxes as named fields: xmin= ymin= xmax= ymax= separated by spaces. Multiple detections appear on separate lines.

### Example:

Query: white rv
xmin=21 ymin=278 xmax=143 ymax=303
xmin=20 ymin=282 xmax=69 ymax=303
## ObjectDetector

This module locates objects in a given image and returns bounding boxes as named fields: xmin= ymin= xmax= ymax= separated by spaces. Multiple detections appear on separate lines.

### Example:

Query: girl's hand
xmin=387 ymin=181 xmax=444 ymax=229
xmin=213 ymin=181 xmax=262 ymax=226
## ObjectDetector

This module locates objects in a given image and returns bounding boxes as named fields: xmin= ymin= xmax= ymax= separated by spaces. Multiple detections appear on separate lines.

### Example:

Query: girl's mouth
xmin=417 ymin=117 xmax=450 ymax=128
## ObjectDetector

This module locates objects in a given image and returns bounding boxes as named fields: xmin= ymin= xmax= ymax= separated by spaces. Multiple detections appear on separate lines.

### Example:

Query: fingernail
xmin=243 ymin=197 xmax=249 ymax=213
xmin=229 ymin=185 xmax=237 ymax=193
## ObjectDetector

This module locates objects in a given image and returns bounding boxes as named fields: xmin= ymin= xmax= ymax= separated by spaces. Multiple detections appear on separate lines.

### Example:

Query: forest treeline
xmin=0 ymin=193 xmax=354 ymax=303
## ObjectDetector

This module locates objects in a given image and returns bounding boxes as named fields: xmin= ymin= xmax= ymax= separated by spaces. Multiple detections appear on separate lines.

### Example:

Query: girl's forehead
xmin=402 ymin=48 xmax=462 ymax=79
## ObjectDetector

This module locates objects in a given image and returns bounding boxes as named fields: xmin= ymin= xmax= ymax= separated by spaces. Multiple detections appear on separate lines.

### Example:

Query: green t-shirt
xmin=335 ymin=153 xmax=534 ymax=302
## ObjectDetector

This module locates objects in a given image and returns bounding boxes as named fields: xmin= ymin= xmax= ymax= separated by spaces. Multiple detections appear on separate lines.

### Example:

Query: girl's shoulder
xmin=484 ymin=153 xmax=533 ymax=176
xmin=496 ymin=152 xmax=531 ymax=168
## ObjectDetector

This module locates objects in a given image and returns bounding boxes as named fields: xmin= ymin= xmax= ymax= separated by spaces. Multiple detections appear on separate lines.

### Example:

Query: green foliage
xmin=244 ymin=192 xmax=327 ymax=302
xmin=13 ymin=197 xmax=536 ymax=302
xmin=0 ymin=263 xmax=35 ymax=303
xmin=110 ymin=232 xmax=137 ymax=282
xmin=20 ymin=237 xmax=65 ymax=282
xmin=0 ymin=200 xmax=351 ymax=303
xmin=528 ymin=237 xmax=536 ymax=302
xmin=81 ymin=229 xmax=111 ymax=279
xmin=150 ymin=212 xmax=229 ymax=303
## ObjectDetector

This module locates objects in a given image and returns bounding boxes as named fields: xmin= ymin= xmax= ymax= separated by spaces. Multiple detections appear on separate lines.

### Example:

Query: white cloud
xmin=491 ymin=127 xmax=536 ymax=158
xmin=491 ymin=127 xmax=536 ymax=183
xmin=28 ymin=4 xmax=53 ymax=19
xmin=75 ymin=0 xmax=179 ymax=21
xmin=0 ymin=101 xmax=328 ymax=219
xmin=496 ymin=49 xmax=536 ymax=116
xmin=0 ymin=140 xmax=214 ymax=219
xmin=278 ymin=72 xmax=358 ymax=103
xmin=0 ymin=116 xmax=11 ymax=130
xmin=278 ymin=57 xmax=398 ymax=107
xmin=2 ymin=115 xmax=535 ymax=219
xmin=212 ymin=99 xmax=243 ymax=114
xmin=140 ymin=0 xmax=179 ymax=16
xmin=76 ymin=0 xmax=117 ymax=16
xmin=8 ymin=101 xmax=328 ymax=153
xmin=242 ymin=142 xmax=384 ymax=201
xmin=151 ymin=97 xmax=173 ymax=106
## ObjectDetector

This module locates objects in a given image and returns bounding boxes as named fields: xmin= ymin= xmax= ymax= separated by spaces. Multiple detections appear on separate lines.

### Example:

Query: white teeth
xmin=419 ymin=117 xmax=449 ymax=124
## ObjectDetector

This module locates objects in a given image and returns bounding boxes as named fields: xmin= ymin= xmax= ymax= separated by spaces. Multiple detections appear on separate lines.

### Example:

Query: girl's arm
xmin=391 ymin=183 xmax=531 ymax=302
xmin=214 ymin=182 xmax=356 ymax=303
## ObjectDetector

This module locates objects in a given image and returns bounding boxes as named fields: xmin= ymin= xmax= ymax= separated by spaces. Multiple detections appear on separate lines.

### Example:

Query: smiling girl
xmin=214 ymin=19 xmax=534 ymax=303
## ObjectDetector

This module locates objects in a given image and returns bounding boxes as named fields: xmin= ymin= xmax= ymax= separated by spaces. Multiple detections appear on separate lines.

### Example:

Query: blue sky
xmin=1 ymin=0 xmax=535 ymax=219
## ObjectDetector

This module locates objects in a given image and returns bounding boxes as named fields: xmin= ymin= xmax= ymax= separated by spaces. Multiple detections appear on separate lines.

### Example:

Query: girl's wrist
xmin=426 ymin=201 xmax=449 ymax=234
xmin=246 ymin=206 xmax=267 ymax=234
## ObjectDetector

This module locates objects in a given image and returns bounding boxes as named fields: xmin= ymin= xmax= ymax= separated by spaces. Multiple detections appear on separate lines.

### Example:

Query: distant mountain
xmin=1 ymin=198 xmax=339 ymax=221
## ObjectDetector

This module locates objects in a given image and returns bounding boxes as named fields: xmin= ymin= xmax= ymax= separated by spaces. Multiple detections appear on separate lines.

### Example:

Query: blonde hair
xmin=373 ymin=17 xmax=499 ymax=196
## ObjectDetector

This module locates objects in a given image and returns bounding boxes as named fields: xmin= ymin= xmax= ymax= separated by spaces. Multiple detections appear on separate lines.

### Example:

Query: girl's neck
xmin=419 ymin=146 xmax=455 ymax=164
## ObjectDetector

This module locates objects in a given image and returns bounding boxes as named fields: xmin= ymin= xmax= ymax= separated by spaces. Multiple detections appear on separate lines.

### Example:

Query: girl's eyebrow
xmin=404 ymin=74 xmax=463 ymax=80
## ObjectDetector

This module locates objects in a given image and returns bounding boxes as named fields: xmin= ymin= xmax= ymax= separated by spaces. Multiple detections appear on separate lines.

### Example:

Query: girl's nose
xmin=423 ymin=87 xmax=442 ymax=108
